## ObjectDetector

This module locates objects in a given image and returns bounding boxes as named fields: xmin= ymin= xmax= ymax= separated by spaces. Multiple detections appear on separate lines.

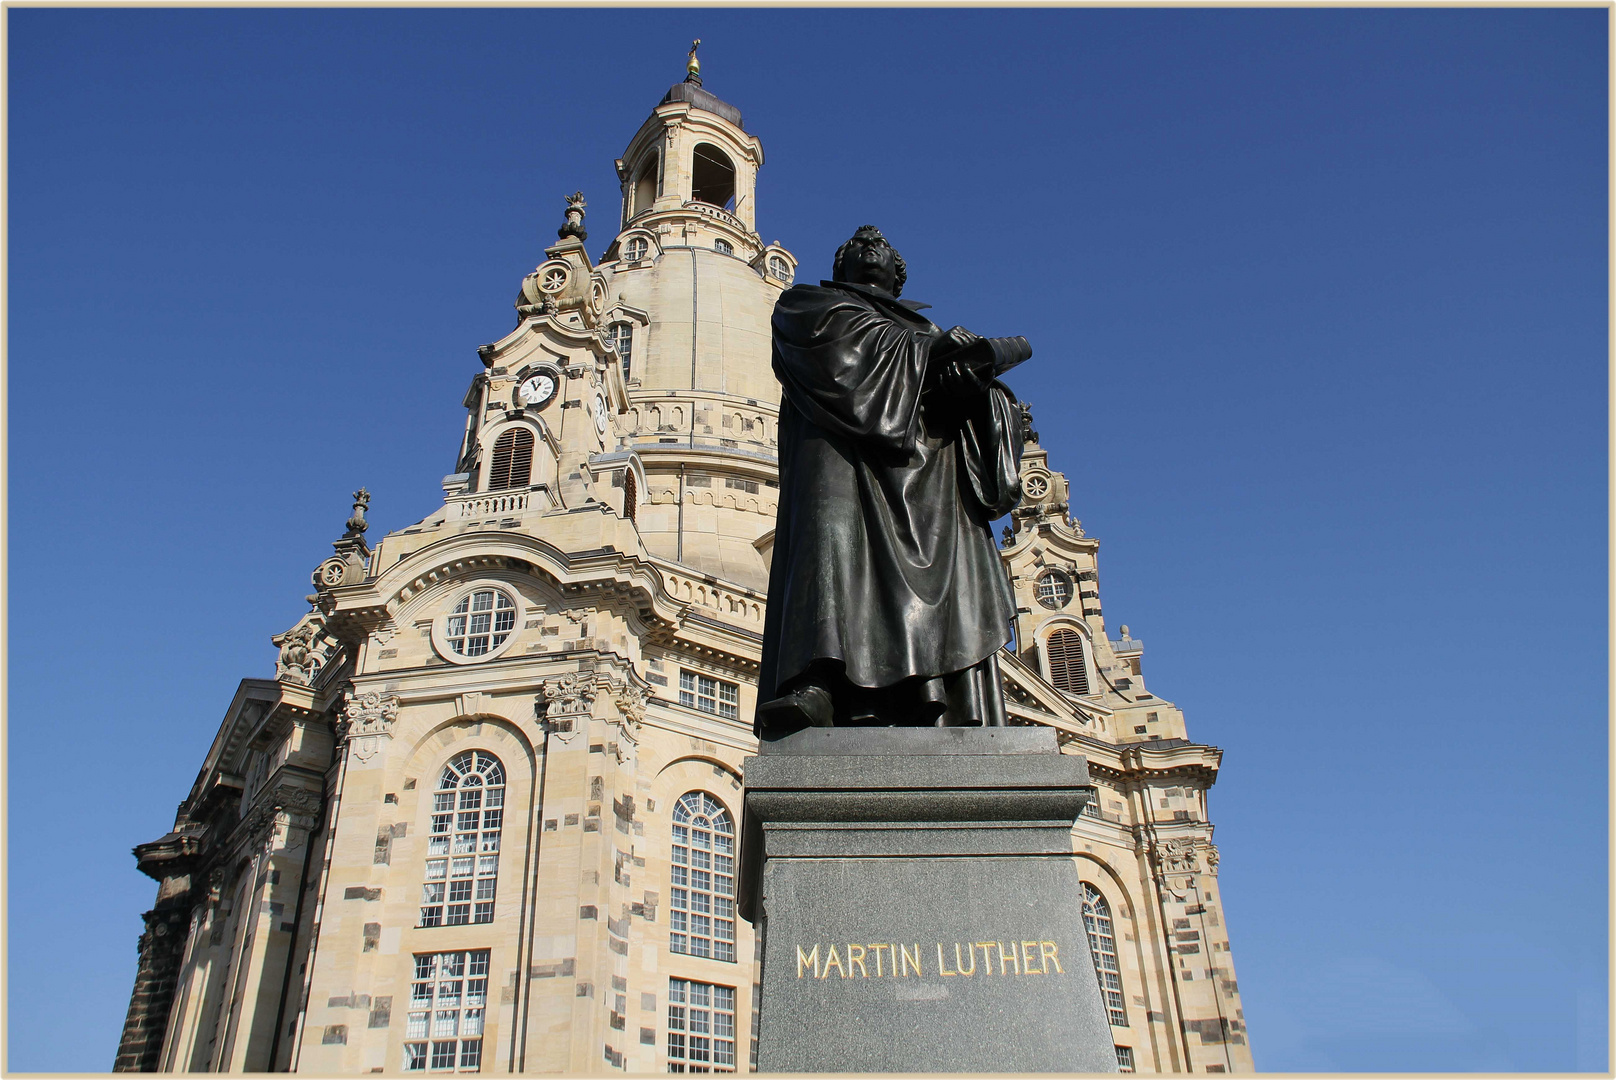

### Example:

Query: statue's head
xmin=832 ymin=225 xmax=907 ymax=298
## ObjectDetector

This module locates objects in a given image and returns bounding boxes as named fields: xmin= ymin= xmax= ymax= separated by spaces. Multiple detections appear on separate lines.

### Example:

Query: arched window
xmin=1082 ymin=883 xmax=1129 ymax=1027
xmin=768 ymin=255 xmax=793 ymax=283
xmin=623 ymin=469 xmax=637 ymax=526
xmin=691 ymin=143 xmax=736 ymax=208
xmin=1047 ymin=629 xmax=1090 ymax=694
xmin=608 ymin=322 xmax=633 ymax=381
xmin=670 ymin=792 xmax=736 ymax=962
xmin=713 ymin=238 xmax=734 ymax=256
xmin=486 ymin=429 xmax=533 ymax=491
xmin=624 ymin=236 xmax=649 ymax=263
xmin=420 ymin=751 xmax=504 ymax=927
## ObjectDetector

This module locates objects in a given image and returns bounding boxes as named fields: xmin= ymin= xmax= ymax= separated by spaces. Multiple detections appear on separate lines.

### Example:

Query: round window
xmin=432 ymin=585 xmax=522 ymax=664
xmin=1036 ymin=570 xmax=1073 ymax=610
xmin=624 ymin=237 xmax=649 ymax=262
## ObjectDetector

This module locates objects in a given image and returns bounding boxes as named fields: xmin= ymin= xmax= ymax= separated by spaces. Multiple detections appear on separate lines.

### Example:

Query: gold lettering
xmin=975 ymin=942 xmax=997 ymax=974
xmin=954 ymin=943 xmax=976 ymax=976
xmin=868 ymin=943 xmax=890 ymax=977
xmin=796 ymin=944 xmax=820 ymax=979
xmin=848 ymin=944 xmax=869 ymax=978
xmin=821 ymin=944 xmax=846 ymax=979
xmin=996 ymin=941 xmax=1020 ymax=976
xmin=936 ymin=943 xmax=957 ymax=976
xmin=1022 ymin=941 xmax=1043 ymax=974
xmin=901 ymin=943 xmax=922 ymax=976
xmin=1040 ymin=941 xmax=1063 ymax=974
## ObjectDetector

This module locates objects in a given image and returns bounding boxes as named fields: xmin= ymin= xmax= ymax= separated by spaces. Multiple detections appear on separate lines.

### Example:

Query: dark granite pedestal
xmin=738 ymin=727 xmax=1119 ymax=1074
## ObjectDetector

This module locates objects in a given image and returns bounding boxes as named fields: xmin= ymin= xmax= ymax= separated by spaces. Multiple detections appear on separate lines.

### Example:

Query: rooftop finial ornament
xmin=686 ymin=39 xmax=702 ymax=85
xmin=345 ymin=488 xmax=371 ymax=537
xmin=558 ymin=190 xmax=587 ymax=241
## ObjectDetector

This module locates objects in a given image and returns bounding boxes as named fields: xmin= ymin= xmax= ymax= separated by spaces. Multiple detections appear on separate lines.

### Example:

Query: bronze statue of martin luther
xmin=755 ymin=226 xmax=1031 ymax=738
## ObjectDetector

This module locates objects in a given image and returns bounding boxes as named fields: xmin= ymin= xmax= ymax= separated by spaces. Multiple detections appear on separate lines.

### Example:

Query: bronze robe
xmin=757 ymin=279 xmax=1024 ymax=730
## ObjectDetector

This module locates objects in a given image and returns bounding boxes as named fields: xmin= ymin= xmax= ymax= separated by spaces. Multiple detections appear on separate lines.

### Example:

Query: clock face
xmin=594 ymin=393 xmax=609 ymax=434
xmin=518 ymin=373 xmax=556 ymax=407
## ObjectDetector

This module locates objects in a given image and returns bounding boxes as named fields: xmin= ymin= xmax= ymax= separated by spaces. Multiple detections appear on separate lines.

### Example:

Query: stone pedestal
xmin=738 ymin=727 xmax=1119 ymax=1074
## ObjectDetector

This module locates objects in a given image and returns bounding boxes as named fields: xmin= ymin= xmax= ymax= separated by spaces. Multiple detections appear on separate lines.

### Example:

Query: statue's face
xmin=837 ymin=231 xmax=900 ymax=295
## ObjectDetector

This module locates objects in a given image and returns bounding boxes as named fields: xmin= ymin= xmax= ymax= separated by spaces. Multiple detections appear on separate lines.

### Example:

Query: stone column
xmin=739 ymin=727 xmax=1119 ymax=1074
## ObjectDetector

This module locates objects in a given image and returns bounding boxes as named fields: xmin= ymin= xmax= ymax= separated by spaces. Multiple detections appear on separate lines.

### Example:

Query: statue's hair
xmin=832 ymin=225 xmax=907 ymax=297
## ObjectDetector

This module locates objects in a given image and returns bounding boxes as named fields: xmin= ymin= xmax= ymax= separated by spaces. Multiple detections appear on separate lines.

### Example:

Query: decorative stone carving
xmin=539 ymin=674 xmax=597 ymax=719
xmin=273 ymin=615 xmax=332 ymax=685
xmin=559 ymin=191 xmax=587 ymax=241
xmin=1206 ymin=843 xmax=1220 ymax=876
xmin=337 ymin=685 xmax=400 ymax=762
xmin=1153 ymin=836 xmax=1201 ymax=875
xmin=345 ymin=489 xmax=371 ymax=537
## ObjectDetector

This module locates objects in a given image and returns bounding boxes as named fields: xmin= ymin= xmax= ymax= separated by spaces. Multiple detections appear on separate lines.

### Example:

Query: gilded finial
xmin=686 ymin=39 xmax=701 ymax=84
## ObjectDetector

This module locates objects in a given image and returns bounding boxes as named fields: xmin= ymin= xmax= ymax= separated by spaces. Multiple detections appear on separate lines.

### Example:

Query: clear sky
xmin=7 ymin=7 xmax=1607 ymax=1074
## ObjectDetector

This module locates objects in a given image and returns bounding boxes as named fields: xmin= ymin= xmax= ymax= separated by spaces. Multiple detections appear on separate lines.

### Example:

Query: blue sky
xmin=7 ymin=8 xmax=1607 ymax=1073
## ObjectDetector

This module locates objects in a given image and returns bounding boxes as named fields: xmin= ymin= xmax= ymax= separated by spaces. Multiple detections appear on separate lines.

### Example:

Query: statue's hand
xmin=938 ymin=358 xmax=989 ymax=400
xmin=933 ymin=325 xmax=982 ymax=359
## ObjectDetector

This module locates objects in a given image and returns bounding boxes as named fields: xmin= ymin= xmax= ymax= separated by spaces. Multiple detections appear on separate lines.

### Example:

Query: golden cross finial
xmin=687 ymin=39 xmax=701 ymax=78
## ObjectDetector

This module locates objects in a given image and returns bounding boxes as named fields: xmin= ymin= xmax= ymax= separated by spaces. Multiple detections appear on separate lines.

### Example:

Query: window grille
xmin=767 ymin=255 xmax=793 ymax=283
xmin=609 ymin=323 xmax=634 ymax=381
xmin=669 ymin=793 xmax=736 ymax=963
xmin=445 ymin=590 xmax=516 ymax=658
xmin=1114 ymin=1046 xmax=1135 ymax=1072
xmin=713 ymin=238 xmax=733 ymax=256
xmin=1046 ymin=630 xmax=1090 ymax=694
xmin=679 ymin=671 xmax=739 ymax=720
xmin=666 ymin=978 xmax=736 ymax=1072
xmin=1083 ymin=883 xmax=1129 ymax=1026
xmin=404 ymin=949 xmax=489 ymax=1071
xmin=625 ymin=236 xmax=649 ymax=262
xmin=723 ymin=477 xmax=759 ymax=494
xmin=1036 ymin=570 xmax=1073 ymax=609
xmin=421 ymin=752 xmax=503 ymax=927
xmin=487 ymin=429 xmax=533 ymax=491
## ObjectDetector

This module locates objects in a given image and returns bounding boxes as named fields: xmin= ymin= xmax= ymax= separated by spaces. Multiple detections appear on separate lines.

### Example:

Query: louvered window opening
xmin=1083 ymin=883 xmax=1129 ymax=1027
xmin=1047 ymin=629 xmax=1090 ymax=695
xmin=487 ymin=429 xmax=534 ymax=491
xmin=624 ymin=469 xmax=638 ymax=525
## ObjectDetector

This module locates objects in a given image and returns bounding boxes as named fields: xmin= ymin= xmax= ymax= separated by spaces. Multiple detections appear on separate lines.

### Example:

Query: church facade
xmin=116 ymin=63 xmax=1254 ymax=1075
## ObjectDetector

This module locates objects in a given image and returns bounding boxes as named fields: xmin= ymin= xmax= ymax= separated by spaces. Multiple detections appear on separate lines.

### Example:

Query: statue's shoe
xmin=755 ymin=685 xmax=834 ymax=733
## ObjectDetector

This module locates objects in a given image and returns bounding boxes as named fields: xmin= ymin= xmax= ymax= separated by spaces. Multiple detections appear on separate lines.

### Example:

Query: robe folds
xmin=757 ymin=279 xmax=1025 ymax=726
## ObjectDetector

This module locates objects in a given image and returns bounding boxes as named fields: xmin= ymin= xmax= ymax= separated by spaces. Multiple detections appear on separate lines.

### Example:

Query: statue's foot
xmin=756 ymin=685 xmax=834 ymax=734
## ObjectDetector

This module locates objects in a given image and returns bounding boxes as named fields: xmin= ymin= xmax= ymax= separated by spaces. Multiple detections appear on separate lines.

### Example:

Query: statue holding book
xmin=755 ymin=225 xmax=1032 ymax=737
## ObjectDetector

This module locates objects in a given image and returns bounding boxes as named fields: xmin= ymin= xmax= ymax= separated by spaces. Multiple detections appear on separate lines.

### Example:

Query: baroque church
xmin=116 ymin=56 xmax=1254 ymax=1076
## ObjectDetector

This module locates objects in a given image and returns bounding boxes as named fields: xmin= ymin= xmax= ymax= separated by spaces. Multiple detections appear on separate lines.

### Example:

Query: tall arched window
xmin=608 ymin=322 xmax=634 ymax=381
xmin=623 ymin=469 xmax=637 ymax=526
xmin=1047 ymin=629 xmax=1090 ymax=694
xmin=486 ymin=429 xmax=533 ymax=491
xmin=421 ymin=751 xmax=504 ymax=927
xmin=670 ymin=792 xmax=736 ymax=962
xmin=1082 ymin=882 xmax=1128 ymax=1027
